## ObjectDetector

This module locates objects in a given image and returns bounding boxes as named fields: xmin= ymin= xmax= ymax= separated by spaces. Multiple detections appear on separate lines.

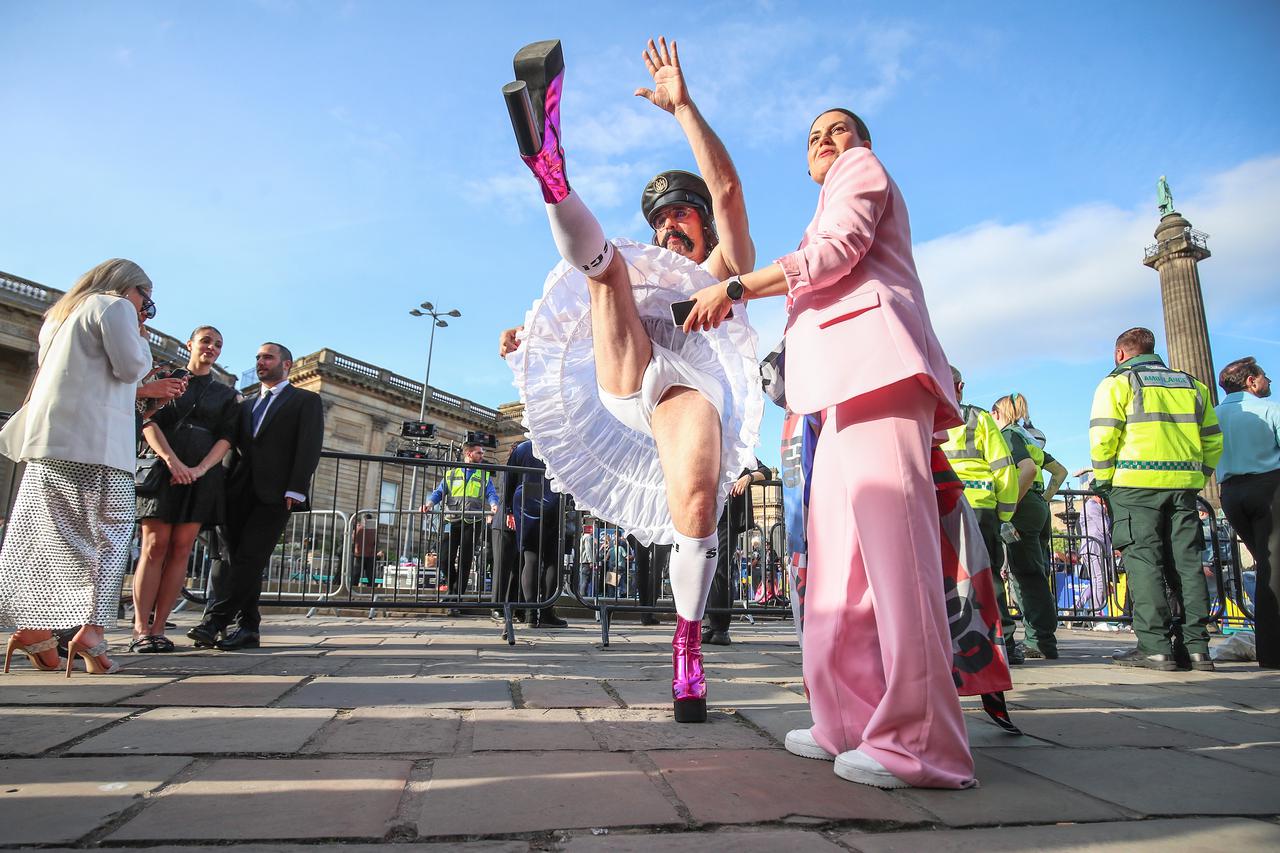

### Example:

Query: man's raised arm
xmin=635 ymin=36 xmax=754 ymax=278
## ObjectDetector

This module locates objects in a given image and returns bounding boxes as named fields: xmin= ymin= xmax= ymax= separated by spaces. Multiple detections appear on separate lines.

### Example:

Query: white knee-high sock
xmin=545 ymin=190 xmax=615 ymax=276
xmin=669 ymin=530 xmax=719 ymax=621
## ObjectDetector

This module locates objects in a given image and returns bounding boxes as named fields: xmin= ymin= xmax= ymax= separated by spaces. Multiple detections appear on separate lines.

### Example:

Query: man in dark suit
xmin=189 ymin=342 xmax=324 ymax=650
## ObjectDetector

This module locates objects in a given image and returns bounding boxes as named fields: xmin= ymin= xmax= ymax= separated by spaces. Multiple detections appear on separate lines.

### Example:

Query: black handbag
xmin=135 ymin=379 xmax=212 ymax=496
xmin=134 ymin=455 xmax=168 ymax=495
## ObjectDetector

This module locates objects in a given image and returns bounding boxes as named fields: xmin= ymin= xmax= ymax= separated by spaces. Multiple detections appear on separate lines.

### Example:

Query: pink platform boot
xmin=502 ymin=39 xmax=569 ymax=203
xmin=672 ymin=615 xmax=707 ymax=723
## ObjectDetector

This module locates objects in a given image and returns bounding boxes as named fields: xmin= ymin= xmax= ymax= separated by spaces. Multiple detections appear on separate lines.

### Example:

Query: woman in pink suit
xmin=684 ymin=109 xmax=974 ymax=789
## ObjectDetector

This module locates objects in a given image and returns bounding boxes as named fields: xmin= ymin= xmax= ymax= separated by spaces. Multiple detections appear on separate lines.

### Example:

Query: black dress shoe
xmin=1005 ymin=641 xmax=1025 ymax=666
xmin=537 ymin=612 xmax=568 ymax=629
xmin=1112 ymin=647 xmax=1177 ymax=671
xmin=215 ymin=629 xmax=261 ymax=651
xmin=187 ymin=623 xmax=221 ymax=649
xmin=1185 ymin=652 xmax=1215 ymax=672
xmin=704 ymin=630 xmax=731 ymax=646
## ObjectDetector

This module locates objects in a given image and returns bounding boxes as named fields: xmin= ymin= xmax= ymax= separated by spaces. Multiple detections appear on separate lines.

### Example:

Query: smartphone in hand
xmin=671 ymin=300 xmax=733 ymax=327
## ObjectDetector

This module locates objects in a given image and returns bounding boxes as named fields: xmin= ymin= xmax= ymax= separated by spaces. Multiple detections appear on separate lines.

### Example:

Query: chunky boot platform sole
xmin=673 ymin=697 xmax=707 ymax=723
xmin=503 ymin=39 xmax=563 ymax=157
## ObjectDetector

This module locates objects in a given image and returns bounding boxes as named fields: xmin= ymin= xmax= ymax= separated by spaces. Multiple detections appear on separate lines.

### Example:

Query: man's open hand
xmin=635 ymin=36 xmax=689 ymax=115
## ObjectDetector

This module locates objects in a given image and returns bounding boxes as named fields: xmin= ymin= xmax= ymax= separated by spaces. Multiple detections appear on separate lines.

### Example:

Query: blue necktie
xmin=251 ymin=390 xmax=273 ymax=435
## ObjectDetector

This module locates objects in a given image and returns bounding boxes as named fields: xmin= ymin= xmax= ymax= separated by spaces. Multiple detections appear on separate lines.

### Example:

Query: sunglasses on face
xmin=140 ymin=296 xmax=157 ymax=320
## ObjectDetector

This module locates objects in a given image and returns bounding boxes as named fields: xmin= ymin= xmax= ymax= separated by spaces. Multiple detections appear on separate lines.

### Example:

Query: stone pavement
xmin=2 ymin=613 xmax=1279 ymax=851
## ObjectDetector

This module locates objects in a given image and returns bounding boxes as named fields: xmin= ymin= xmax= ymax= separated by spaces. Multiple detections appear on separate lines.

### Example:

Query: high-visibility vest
xmin=441 ymin=467 xmax=491 ymax=519
xmin=1089 ymin=354 xmax=1223 ymax=489
xmin=941 ymin=404 xmax=1019 ymax=522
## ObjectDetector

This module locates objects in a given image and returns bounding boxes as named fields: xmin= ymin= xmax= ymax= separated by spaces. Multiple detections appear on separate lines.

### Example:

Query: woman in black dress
xmin=131 ymin=326 xmax=239 ymax=651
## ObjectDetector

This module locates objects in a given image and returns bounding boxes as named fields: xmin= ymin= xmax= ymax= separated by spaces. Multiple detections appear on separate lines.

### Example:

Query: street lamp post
xmin=404 ymin=302 xmax=461 ymax=563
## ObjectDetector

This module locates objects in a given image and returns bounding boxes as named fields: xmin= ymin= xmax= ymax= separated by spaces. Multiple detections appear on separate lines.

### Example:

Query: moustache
xmin=659 ymin=229 xmax=695 ymax=252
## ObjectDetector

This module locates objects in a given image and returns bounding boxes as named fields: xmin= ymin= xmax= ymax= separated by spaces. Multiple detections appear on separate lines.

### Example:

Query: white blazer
xmin=0 ymin=293 xmax=153 ymax=473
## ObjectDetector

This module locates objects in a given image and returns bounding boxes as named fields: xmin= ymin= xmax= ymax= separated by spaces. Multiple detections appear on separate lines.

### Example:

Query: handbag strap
xmin=139 ymin=377 xmax=214 ymax=458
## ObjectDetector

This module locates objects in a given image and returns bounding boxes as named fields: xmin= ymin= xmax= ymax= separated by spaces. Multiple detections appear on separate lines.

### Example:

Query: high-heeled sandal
xmin=4 ymin=634 xmax=63 ymax=672
xmin=65 ymin=638 xmax=120 ymax=676
xmin=672 ymin=615 xmax=708 ymax=723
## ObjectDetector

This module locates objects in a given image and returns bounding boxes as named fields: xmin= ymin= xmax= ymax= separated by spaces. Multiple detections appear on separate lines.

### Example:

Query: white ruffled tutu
xmin=508 ymin=238 xmax=762 ymax=546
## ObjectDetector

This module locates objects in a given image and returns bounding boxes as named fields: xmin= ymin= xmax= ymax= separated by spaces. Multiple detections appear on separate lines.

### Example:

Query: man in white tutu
xmin=500 ymin=36 xmax=760 ymax=722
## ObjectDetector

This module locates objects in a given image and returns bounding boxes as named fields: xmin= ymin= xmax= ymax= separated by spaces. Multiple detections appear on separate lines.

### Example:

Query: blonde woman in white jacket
xmin=0 ymin=259 xmax=154 ymax=675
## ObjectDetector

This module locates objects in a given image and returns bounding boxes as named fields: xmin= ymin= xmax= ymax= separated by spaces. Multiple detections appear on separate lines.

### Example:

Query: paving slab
xmin=473 ymin=708 xmax=600 ymax=751
xmin=1176 ymin=682 xmax=1280 ymax=711
xmin=840 ymin=816 xmax=1280 ymax=852
xmin=68 ymin=707 xmax=334 ymax=754
xmin=610 ymin=679 xmax=807 ymax=710
xmin=420 ymin=751 xmax=681 ymax=835
xmin=0 ymin=674 xmax=174 ymax=705
xmin=280 ymin=676 xmax=512 ymax=708
xmin=902 ymin=751 xmax=1128 ymax=826
xmin=961 ymin=712 xmax=1048 ymax=748
xmin=518 ymin=678 xmax=619 ymax=708
xmin=986 ymin=746 xmax=1280 ymax=815
xmin=1114 ymin=708 xmax=1280 ymax=746
xmin=0 ymin=706 xmax=133 ymax=755
xmin=119 ymin=653 xmax=263 ymax=674
xmin=246 ymin=655 xmax=358 ymax=676
xmin=1008 ymin=708 xmax=1222 ymax=748
xmin=331 ymin=658 xmax=423 ymax=677
xmin=560 ymin=828 xmax=847 ymax=852
xmin=29 ymin=845 xmax=526 ymax=853
xmin=0 ymin=755 xmax=191 ymax=845
xmin=108 ymin=758 xmax=412 ymax=841
xmin=582 ymin=708 xmax=774 ymax=751
xmin=1051 ymin=683 xmax=1239 ymax=710
xmin=1003 ymin=686 xmax=1129 ymax=710
xmin=651 ymin=749 xmax=931 ymax=826
xmin=1192 ymin=744 xmax=1280 ymax=776
xmin=733 ymin=705 xmax=812 ymax=745
xmin=121 ymin=675 xmax=304 ymax=707
xmin=306 ymin=707 xmax=461 ymax=754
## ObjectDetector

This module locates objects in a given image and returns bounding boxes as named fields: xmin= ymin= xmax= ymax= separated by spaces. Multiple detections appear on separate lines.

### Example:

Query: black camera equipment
xmin=465 ymin=430 xmax=497 ymax=448
xmin=401 ymin=421 xmax=437 ymax=439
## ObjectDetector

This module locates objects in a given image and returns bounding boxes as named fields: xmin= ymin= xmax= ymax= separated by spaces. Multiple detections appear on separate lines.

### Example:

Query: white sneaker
xmin=833 ymin=749 xmax=910 ymax=789
xmin=784 ymin=728 xmax=835 ymax=761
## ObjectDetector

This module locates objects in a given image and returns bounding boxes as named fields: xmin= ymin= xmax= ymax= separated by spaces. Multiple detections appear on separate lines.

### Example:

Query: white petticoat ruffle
xmin=508 ymin=238 xmax=763 ymax=547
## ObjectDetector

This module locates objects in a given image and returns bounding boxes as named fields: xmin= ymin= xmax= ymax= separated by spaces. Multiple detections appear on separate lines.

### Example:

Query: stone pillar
xmin=1143 ymin=211 xmax=1219 ymax=507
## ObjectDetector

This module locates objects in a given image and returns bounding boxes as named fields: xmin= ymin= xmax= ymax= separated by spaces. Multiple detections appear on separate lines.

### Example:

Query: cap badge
xmin=651 ymin=175 xmax=669 ymax=193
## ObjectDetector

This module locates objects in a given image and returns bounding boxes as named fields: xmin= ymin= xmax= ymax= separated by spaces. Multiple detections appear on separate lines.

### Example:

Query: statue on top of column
xmin=1157 ymin=175 xmax=1175 ymax=216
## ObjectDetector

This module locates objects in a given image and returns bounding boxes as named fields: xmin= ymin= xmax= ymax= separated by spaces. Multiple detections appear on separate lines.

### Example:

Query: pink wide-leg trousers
xmin=803 ymin=378 xmax=975 ymax=788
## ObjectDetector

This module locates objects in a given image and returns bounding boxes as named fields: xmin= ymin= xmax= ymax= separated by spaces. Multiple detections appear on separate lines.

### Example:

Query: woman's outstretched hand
xmin=682 ymin=282 xmax=733 ymax=333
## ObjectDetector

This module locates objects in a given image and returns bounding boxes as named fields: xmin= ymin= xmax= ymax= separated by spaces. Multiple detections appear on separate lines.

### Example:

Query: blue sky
xmin=2 ymin=1 xmax=1278 ymax=477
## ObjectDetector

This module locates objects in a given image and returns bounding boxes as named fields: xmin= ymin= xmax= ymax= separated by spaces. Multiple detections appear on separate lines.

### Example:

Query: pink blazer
xmin=779 ymin=147 xmax=960 ymax=431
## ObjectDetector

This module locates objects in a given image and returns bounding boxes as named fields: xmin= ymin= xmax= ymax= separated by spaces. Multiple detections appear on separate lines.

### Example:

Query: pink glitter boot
xmin=503 ymin=39 xmax=569 ymax=203
xmin=672 ymin=615 xmax=707 ymax=723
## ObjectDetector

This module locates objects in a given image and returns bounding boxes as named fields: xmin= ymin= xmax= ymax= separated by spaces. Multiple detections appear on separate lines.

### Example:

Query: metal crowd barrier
xmin=164 ymin=451 xmax=794 ymax=646
xmin=1004 ymin=488 xmax=1256 ymax=633
xmin=0 ymin=434 xmax=1260 ymax=644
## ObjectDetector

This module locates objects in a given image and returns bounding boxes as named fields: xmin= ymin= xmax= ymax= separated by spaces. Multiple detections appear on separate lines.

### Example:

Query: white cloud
xmin=916 ymin=155 xmax=1280 ymax=371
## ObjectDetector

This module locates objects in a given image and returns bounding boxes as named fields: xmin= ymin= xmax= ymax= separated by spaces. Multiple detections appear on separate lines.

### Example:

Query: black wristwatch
xmin=725 ymin=275 xmax=745 ymax=302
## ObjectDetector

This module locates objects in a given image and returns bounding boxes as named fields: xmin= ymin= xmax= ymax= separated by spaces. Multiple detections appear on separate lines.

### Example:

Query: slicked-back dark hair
xmin=262 ymin=341 xmax=293 ymax=363
xmin=1220 ymin=356 xmax=1263 ymax=393
xmin=1115 ymin=327 xmax=1155 ymax=355
xmin=810 ymin=108 xmax=872 ymax=145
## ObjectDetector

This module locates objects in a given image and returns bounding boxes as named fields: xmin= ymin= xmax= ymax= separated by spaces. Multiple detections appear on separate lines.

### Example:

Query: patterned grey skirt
xmin=0 ymin=458 xmax=135 ymax=630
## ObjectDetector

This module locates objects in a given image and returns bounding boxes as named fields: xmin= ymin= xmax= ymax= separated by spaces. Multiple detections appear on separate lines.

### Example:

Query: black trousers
xmin=521 ymin=518 xmax=563 ymax=610
xmin=706 ymin=517 xmax=736 ymax=632
xmin=628 ymin=534 xmax=668 ymax=610
xmin=204 ymin=497 xmax=291 ymax=634
xmin=491 ymin=527 xmax=519 ymax=606
xmin=441 ymin=521 xmax=482 ymax=597
xmin=1222 ymin=470 xmax=1280 ymax=668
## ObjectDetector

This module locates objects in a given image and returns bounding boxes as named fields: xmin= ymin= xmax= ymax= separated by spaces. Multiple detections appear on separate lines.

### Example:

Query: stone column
xmin=1143 ymin=211 xmax=1219 ymax=507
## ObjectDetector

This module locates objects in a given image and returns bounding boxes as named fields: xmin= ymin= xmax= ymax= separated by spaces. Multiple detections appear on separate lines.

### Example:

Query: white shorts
xmin=597 ymin=342 xmax=726 ymax=437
